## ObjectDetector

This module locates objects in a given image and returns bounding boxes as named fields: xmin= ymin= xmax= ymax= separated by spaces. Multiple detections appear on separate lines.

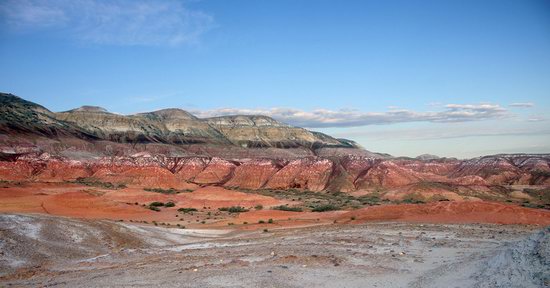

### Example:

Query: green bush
xmin=144 ymin=187 xmax=194 ymax=194
xmin=149 ymin=206 xmax=160 ymax=212
xmin=268 ymin=218 xmax=274 ymax=224
xmin=258 ymin=220 xmax=265 ymax=224
xmin=149 ymin=202 xmax=165 ymax=207
xmin=311 ymin=204 xmax=340 ymax=212
xmin=255 ymin=204 xmax=264 ymax=210
xmin=356 ymin=194 xmax=381 ymax=205
xmin=177 ymin=207 xmax=197 ymax=214
xmin=218 ymin=206 xmax=249 ymax=213
xmin=272 ymin=205 xmax=303 ymax=212
xmin=72 ymin=177 xmax=126 ymax=189
xmin=164 ymin=201 xmax=175 ymax=207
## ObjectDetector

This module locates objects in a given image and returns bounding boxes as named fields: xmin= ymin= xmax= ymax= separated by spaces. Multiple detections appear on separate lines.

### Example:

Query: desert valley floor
xmin=1 ymin=214 xmax=548 ymax=288
xmin=0 ymin=94 xmax=549 ymax=287
xmin=0 ymin=180 xmax=549 ymax=287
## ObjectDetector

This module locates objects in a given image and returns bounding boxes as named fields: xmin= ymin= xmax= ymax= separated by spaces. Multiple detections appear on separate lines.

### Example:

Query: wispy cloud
xmin=509 ymin=102 xmax=534 ymax=108
xmin=329 ymin=126 xmax=550 ymax=141
xmin=0 ymin=0 xmax=215 ymax=46
xmin=191 ymin=103 xmax=510 ymax=128
xmin=526 ymin=115 xmax=546 ymax=122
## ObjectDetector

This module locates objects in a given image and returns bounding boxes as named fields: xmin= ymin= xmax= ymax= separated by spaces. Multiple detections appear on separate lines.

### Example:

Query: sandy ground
xmin=1 ymin=213 xmax=548 ymax=288
xmin=1 ymin=182 xmax=548 ymax=229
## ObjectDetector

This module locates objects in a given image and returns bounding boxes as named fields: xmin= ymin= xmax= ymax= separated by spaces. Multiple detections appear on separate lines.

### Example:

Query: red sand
xmin=0 ymin=182 xmax=548 ymax=228
xmin=339 ymin=201 xmax=550 ymax=226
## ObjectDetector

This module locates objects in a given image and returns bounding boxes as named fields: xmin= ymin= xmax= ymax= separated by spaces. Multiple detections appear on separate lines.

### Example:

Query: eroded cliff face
xmin=1 ymin=153 xmax=548 ymax=193
xmin=1 ymin=93 xmax=549 ymax=195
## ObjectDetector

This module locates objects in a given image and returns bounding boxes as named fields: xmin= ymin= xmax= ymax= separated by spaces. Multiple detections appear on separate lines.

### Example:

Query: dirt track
xmin=1 ymin=213 xmax=548 ymax=287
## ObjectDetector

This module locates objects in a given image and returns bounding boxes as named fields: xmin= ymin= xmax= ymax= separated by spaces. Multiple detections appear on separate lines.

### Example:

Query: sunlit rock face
xmin=1 ymin=93 xmax=550 ymax=192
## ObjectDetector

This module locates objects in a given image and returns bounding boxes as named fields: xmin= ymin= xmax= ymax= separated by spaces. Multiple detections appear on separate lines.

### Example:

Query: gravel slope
xmin=0 ymin=213 xmax=547 ymax=287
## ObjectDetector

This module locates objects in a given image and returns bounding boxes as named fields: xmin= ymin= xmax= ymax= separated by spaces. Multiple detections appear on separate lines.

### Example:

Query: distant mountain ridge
xmin=1 ymin=93 xmax=358 ymax=150
xmin=1 ymin=93 xmax=549 ymax=203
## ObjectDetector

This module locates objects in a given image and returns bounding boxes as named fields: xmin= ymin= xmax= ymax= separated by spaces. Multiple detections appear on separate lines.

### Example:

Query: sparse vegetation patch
xmin=272 ymin=205 xmax=303 ymax=212
xmin=144 ymin=187 xmax=194 ymax=194
xmin=70 ymin=177 xmax=127 ymax=189
xmin=177 ymin=207 xmax=198 ymax=214
xmin=311 ymin=204 xmax=340 ymax=212
xmin=218 ymin=206 xmax=249 ymax=213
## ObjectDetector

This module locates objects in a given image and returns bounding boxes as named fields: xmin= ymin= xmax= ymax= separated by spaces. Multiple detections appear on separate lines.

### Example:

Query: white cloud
xmin=0 ymin=0 xmax=215 ymax=46
xmin=191 ymin=103 xmax=511 ymax=128
xmin=526 ymin=116 xmax=546 ymax=122
xmin=509 ymin=102 xmax=534 ymax=108
xmin=328 ymin=125 xmax=550 ymax=141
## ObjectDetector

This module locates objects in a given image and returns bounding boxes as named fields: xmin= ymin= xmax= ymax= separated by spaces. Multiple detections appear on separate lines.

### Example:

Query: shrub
xmin=311 ymin=204 xmax=340 ymax=212
xmin=164 ymin=201 xmax=175 ymax=207
xmin=149 ymin=202 xmax=165 ymax=207
xmin=178 ymin=207 xmax=198 ymax=213
xmin=255 ymin=204 xmax=264 ymax=210
xmin=357 ymin=194 xmax=381 ymax=205
xmin=258 ymin=220 xmax=265 ymax=224
xmin=272 ymin=205 xmax=303 ymax=212
xmin=401 ymin=193 xmax=426 ymax=204
xmin=268 ymin=218 xmax=274 ymax=224
xmin=72 ymin=177 xmax=126 ymax=189
xmin=219 ymin=206 xmax=249 ymax=213
xmin=149 ymin=206 xmax=160 ymax=212
xmin=144 ymin=187 xmax=194 ymax=194
xmin=263 ymin=229 xmax=269 ymax=233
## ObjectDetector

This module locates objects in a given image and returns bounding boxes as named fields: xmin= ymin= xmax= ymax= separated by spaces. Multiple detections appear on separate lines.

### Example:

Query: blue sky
xmin=1 ymin=0 xmax=549 ymax=158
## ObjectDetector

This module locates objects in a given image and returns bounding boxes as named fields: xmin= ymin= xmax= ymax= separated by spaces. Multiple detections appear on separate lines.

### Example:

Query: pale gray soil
xmin=0 ymin=213 xmax=548 ymax=287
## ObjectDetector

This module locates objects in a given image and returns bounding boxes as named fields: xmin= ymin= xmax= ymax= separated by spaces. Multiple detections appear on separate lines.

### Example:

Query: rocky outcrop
xmin=0 ymin=93 xmax=356 ymax=149
xmin=1 ymin=93 xmax=550 ymax=194
xmin=224 ymin=159 xmax=283 ymax=189
xmin=264 ymin=158 xmax=334 ymax=191
xmin=1 ymin=153 xmax=548 ymax=192
xmin=192 ymin=158 xmax=237 ymax=185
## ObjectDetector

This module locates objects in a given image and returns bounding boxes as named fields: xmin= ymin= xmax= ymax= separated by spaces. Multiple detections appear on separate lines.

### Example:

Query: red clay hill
xmin=1 ymin=92 xmax=549 ymax=227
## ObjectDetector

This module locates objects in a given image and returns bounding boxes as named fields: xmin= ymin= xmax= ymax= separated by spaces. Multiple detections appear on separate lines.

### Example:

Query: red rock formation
xmin=0 ymin=153 xmax=548 ymax=194
xmin=175 ymin=157 xmax=209 ymax=181
xmin=224 ymin=159 xmax=282 ymax=189
xmin=34 ymin=160 xmax=91 ymax=182
xmin=193 ymin=158 xmax=237 ymax=185
xmin=264 ymin=158 xmax=333 ymax=191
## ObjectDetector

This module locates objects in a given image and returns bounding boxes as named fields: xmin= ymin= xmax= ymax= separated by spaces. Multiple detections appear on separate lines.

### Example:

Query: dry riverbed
xmin=0 ymin=213 xmax=548 ymax=287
